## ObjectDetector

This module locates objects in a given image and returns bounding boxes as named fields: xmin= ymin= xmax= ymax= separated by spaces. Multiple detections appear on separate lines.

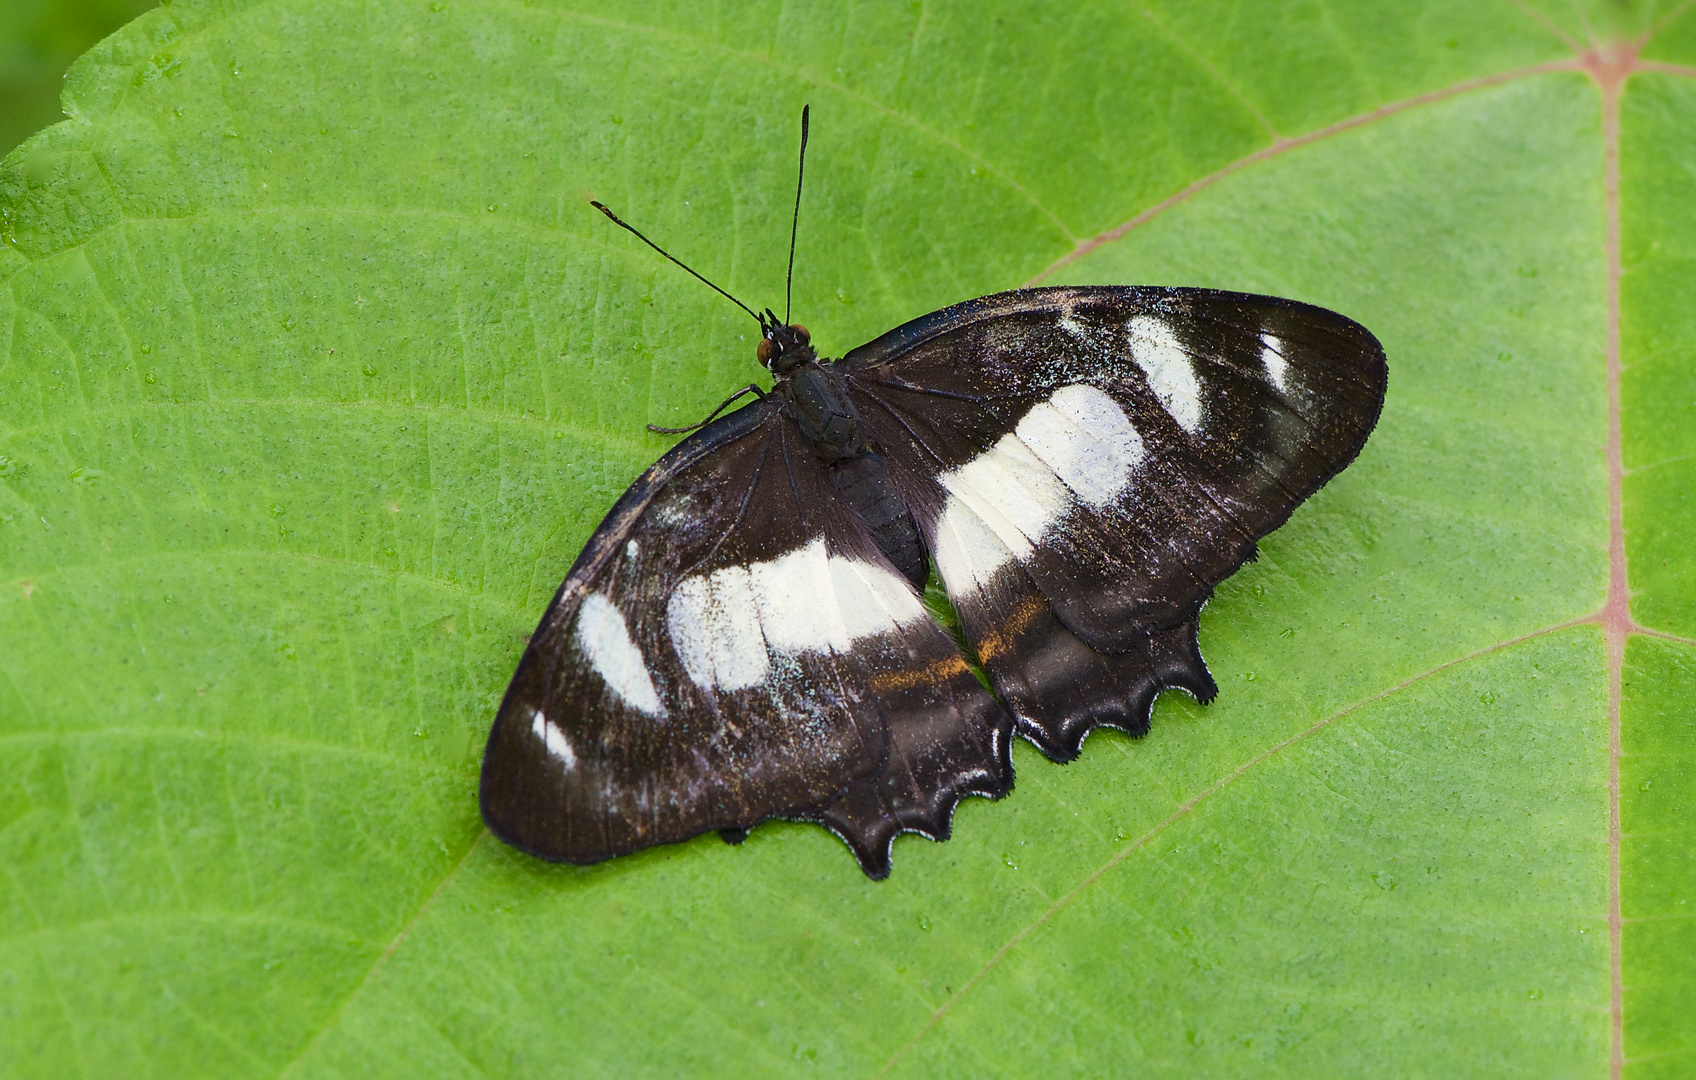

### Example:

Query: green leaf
xmin=1 ymin=1 xmax=1691 ymax=1076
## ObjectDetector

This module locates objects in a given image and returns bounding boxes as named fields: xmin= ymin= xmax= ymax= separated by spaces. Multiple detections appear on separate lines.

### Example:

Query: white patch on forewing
xmin=1058 ymin=315 xmax=1088 ymax=340
xmin=931 ymin=383 xmax=1147 ymax=595
xmin=750 ymin=539 xmax=851 ymax=654
xmin=529 ymin=707 xmax=577 ymax=769
xmin=573 ymin=592 xmax=665 ymax=717
xmin=1127 ymin=315 xmax=1204 ymax=434
xmin=625 ymin=539 xmax=640 ymax=561
xmin=932 ymin=495 xmax=1016 ymax=595
xmin=666 ymin=566 xmax=768 ymax=692
xmin=938 ymin=434 xmax=1070 ymax=557
xmin=1259 ymin=331 xmax=1290 ymax=394
xmin=666 ymin=536 xmax=928 ymax=694
xmin=830 ymin=555 xmax=928 ymax=639
xmin=1014 ymin=384 xmax=1145 ymax=508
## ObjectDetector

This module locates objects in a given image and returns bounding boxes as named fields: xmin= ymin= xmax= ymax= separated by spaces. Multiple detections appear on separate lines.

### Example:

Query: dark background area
xmin=1 ymin=0 xmax=158 ymax=158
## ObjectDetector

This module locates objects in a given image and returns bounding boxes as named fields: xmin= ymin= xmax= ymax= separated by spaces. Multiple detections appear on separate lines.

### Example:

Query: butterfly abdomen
xmin=827 ymin=451 xmax=929 ymax=589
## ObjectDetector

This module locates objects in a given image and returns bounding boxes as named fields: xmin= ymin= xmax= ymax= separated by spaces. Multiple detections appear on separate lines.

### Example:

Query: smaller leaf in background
xmin=0 ymin=0 xmax=159 ymax=158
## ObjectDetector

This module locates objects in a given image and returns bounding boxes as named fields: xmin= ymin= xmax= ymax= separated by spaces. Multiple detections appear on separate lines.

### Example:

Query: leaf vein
xmin=872 ymin=614 xmax=1600 ymax=1077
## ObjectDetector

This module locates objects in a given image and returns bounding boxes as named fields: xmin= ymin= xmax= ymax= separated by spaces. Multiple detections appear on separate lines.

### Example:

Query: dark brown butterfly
xmin=479 ymin=108 xmax=1387 ymax=879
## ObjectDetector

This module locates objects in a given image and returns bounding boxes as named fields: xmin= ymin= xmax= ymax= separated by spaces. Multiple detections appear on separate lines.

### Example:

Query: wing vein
xmin=852 ymin=385 xmax=951 ymax=468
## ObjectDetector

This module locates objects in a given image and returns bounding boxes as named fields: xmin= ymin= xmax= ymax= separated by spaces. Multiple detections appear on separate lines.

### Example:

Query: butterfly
xmin=479 ymin=108 xmax=1387 ymax=879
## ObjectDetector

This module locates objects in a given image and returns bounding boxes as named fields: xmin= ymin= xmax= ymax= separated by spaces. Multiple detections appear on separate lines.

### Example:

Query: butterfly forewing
xmin=840 ymin=286 xmax=1385 ymax=639
xmin=480 ymin=399 xmax=1010 ymax=874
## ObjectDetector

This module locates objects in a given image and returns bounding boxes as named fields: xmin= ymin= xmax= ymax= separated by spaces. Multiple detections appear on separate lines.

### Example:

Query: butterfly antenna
xmin=590 ymin=201 xmax=764 ymax=327
xmin=784 ymin=104 xmax=809 ymax=326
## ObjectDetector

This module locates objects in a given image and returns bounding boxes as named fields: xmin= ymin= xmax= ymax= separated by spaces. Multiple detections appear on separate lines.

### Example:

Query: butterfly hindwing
xmin=839 ymin=285 xmax=1386 ymax=753
xmin=934 ymin=535 xmax=1218 ymax=760
xmin=480 ymin=400 xmax=1010 ymax=875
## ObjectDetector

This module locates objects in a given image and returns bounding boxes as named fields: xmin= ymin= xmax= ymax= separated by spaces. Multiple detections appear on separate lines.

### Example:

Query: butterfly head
xmin=758 ymin=311 xmax=815 ymax=375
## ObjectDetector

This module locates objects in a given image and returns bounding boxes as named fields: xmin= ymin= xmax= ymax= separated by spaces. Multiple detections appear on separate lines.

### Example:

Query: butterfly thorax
xmin=758 ymin=319 xmax=927 ymax=586
xmin=780 ymin=362 xmax=863 ymax=462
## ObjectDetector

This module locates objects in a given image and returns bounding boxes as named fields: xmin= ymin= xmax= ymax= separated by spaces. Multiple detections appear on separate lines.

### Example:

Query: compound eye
xmin=756 ymin=338 xmax=778 ymax=365
xmin=789 ymin=324 xmax=810 ymax=345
